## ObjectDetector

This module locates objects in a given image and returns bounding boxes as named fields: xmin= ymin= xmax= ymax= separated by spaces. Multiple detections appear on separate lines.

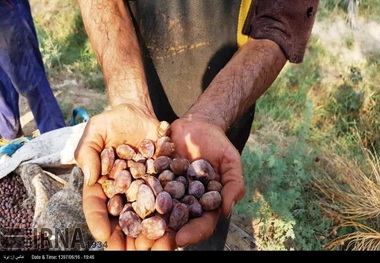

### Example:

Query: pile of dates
xmin=100 ymin=125 xmax=222 ymax=240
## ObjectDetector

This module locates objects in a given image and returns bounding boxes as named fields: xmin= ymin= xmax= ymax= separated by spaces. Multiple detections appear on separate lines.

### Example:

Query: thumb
xmin=219 ymin=153 xmax=246 ymax=218
xmin=175 ymin=209 xmax=221 ymax=248
xmin=75 ymin=147 xmax=101 ymax=186
xmin=74 ymin=125 xmax=103 ymax=186
xmin=220 ymin=179 xmax=245 ymax=218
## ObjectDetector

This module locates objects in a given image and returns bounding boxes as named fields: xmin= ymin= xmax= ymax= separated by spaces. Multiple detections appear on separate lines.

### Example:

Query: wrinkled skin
xmin=170 ymin=118 xmax=245 ymax=247
xmin=74 ymin=104 xmax=245 ymax=250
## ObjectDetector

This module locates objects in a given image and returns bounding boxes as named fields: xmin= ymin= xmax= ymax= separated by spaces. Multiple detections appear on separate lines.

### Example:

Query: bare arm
xmin=183 ymin=38 xmax=287 ymax=131
xmin=77 ymin=0 xmax=154 ymax=114
xmin=77 ymin=0 xmax=286 ymax=133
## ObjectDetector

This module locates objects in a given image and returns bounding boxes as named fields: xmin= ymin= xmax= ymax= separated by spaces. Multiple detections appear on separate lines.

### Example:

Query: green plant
xmin=33 ymin=0 xmax=99 ymax=79
xmin=255 ymin=35 xmax=324 ymax=133
xmin=343 ymin=34 xmax=355 ymax=50
xmin=237 ymin=115 xmax=332 ymax=250
xmin=38 ymin=33 xmax=62 ymax=70
xmin=360 ymin=0 xmax=380 ymax=20
xmin=366 ymin=51 xmax=380 ymax=79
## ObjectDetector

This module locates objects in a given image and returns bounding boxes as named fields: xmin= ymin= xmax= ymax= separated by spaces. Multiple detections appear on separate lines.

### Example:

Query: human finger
xmin=135 ymin=232 xmax=154 ymax=250
xmin=150 ymin=228 xmax=177 ymax=250
xmin=104 ymin=217 xmax=126 ymax=250
xmin=74 ymin=120 xmax=105 ymax=186
xmin=125 ymin=236 xmax=136 ymax=250
xmin=175 ymin=209 xmax=220 ymax=248
xmin=82 ymin=181 xmax=111 ymax=242
xmin=218 ymin=148 xmax=246 ymax=217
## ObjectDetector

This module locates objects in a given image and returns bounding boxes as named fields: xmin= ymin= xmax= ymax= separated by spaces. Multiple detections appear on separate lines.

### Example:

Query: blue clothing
xmin=0 ymin=0 xmax=66 ymax=140
xmin=0 ymin=136 xmax=31 ymax=155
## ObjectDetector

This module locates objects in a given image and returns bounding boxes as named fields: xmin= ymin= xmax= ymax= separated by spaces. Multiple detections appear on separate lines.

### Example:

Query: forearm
xmin=183 ymin=38 xmax=287 ymax=131
xmin=77 ymin=0 xmax=153 ymax=112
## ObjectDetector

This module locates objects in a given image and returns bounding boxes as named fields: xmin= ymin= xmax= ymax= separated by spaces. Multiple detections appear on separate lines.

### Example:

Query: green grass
xmin=237 ymin=112 xmax=333 ymax=250
xmin=317 ymin=0 xmax=380 ymax=22
xmin=32 ymin=0 xmax=104 ymax=92
xmin=360 ymin=0 xmax=380 ymax=21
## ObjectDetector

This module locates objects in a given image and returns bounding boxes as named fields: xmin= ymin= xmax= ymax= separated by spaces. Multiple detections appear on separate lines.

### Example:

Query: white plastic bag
xmin=0 ymin=123 xmax=86 ymax=180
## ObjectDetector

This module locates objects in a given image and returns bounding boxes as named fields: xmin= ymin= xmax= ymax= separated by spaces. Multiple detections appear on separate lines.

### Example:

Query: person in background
xmin=0 ymin=0 xmax=66 ymax=147
xmin=74 ymin=0 xmax=320 ymax=250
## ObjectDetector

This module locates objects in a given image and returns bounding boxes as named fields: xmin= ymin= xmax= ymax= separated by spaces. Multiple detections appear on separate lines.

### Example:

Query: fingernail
xmin=83 ymin=165 xmax=91 ymax=186
xmin=177 ymin=244 xmax=188 ymax=250
xmin=227 ymin=201 xmax=236 ymax=219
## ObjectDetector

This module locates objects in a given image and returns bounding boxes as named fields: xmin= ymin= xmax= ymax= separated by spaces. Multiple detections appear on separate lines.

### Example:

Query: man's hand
xmin=75 ymin=103 xmax=159 ymax=186
xmin=170 ymin=118 xmax=246 ymax=248
xmin=74 ymin=103 xmax=177 ymax=250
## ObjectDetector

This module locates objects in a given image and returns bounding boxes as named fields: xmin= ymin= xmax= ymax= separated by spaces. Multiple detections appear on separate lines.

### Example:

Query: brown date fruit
xmin=145 ymin=159 xmax=156 ymax=174
xmin=155 ymin=191 xmax=173 ymax=215
xmin=100 ymin=147 xmax=115 ymax=175
xmin=114 ymin=169 xmax=132 ymax=193
xmin=99 ymin=123 xmax=223 ymax=240
xmin=138 ymin=139 xmax=155 ymax=159
xmin=187 ymin=159 xmax=216 ymax=184
xmin=119 ymin=209 xmax=142 ymax=238
xmin=175 ymin=175 xmax=189 ymax=189
xmin=108 ymin=159 xmax=127 ymax=179
xmin=107 ymin=194 xmax=124 ymax=216
xmin=129 ymin=161 xmax=147 ymax=179
xmin=134 ymin=184 xmax=156 ymax=219
xmin=199 ymin=191 xmax=222 ymax=211
xmin=181 ymin=195 xmax=202 ymax=218
xmin=125 ymin=179 xmax=144 ymax=202
xmin=153 ymin=156 xmax=172 ymax=174
xmin=158 ymin=170 xmax=175 ymax=187
xmin=143 ymin=175 xmax=163 ymax=196
xmin=169 ymin=202 xmax=189 ymax=231
xmin=207 ymin=180 xmax=223 ymax=192
xmin=170 ymin=157 xmax=190 ymax=175
xmin=141 ymin=215 xmax=167 ymax=240
xmin=116 ymin=144 xmax=136 ymax=160
xmin=101 ymin=179 xmax=122 ymax=199
xmin=164 ymin=181 xmax=185 ymax=200
xmin=188 ymin=180 xmax=205 ymax=199
xmin=154 ymin=136 xmax=175 ymax=157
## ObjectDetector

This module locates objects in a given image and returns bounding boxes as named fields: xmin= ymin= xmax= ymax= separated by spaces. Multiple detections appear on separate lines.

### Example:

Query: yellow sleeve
xmin=237 ymin=0 xmax=252 ymax=48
